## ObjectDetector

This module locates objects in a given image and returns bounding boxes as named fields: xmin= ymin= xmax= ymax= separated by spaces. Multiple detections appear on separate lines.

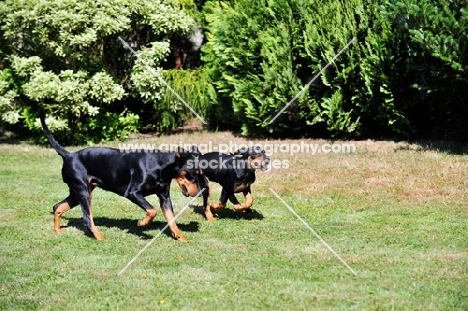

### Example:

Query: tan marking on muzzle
xmin=248 ymin=155 xmax=265 ymax=170
xmin=174 ymin=171 xmax=199 ymax=197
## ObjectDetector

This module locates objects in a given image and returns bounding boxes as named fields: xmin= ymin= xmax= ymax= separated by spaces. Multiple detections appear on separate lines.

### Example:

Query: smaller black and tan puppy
xmin=41 ymin=114 xmax=205 ymax=241
xmin=197 ymin=146 xmax=269 ymax=222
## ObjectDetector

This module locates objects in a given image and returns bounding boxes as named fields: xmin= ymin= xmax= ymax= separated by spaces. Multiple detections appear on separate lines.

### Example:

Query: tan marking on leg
xmin=54 ymin=201 xmax=71 ymax=232
xmin=162 ymin=209 xmax=187 ymax=242
xmin=204 ymin=197 xmax=216 ymax=222
xmin=205 ymin=209 xmax=216 ymax=222
xmin=137 ymin=209 xmax=157 ymax=227
xmin=205 ymin=211 xmax=216 ymax=222
xmin=89 ymin=212 xmax=106 ymax=241
xmin=88 ymin=184 xmax=96 ymax=192
xmin=233 ymin=189 xmax=253 ymax=212
xmin=87 ymin=185 xmax=106 ymax=240
xmin=210 ymin=202 xmax=226 ymax=213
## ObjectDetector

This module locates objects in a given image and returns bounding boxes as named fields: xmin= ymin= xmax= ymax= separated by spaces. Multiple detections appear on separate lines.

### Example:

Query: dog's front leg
xmin=158 ymin=191 xmax=188 ymax=242
xmin=228 ymin=194 xmax=240 ymax=206
xmin=203 ymin=193 xmax=216 ymax=222
xmin=138 ymin=209 xmax=157 ymax=227
xmin=210 ymin=188 xmax=229 ymax=212
xmin=125 ymin=191 xmax=157 ymax=227
xmin=202 ymin=178 xmax=216 ymax=222
xmin=232 ymin=186 xmax=253 ymax=212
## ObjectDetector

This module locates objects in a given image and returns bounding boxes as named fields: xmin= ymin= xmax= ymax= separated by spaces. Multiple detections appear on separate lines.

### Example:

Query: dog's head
xmin=233 ymin=145 xmax=270 ymax=171
xmin=173 ymin=145 xmax=207 ymax=197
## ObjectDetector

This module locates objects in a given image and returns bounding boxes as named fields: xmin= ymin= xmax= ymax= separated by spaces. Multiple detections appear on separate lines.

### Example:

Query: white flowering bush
xmin=0 ymin=0 xmax=194 ymax=143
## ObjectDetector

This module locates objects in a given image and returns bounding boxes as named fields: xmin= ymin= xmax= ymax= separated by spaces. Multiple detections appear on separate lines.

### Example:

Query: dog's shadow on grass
xmin=61 ymin=216 xmax=199 ymax=240
xmin=191 ymin=204 xmax=264 ymax=221
xmin=55 ymin=203 xmax=263 ymax=239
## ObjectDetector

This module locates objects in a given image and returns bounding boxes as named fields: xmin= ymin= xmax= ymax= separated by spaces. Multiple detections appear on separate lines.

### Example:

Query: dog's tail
xmin=40 ymin=113 xmax=69 ymax=158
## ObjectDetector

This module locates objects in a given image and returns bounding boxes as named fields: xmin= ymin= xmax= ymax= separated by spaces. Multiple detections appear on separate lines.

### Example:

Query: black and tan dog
xmin=41 ymin=114 xmax=205 ymax=241
xmin=198 ymin=146 xmax=269 ymax=222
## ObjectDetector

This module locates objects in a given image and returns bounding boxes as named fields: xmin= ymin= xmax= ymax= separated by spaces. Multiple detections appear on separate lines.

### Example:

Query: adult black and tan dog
xmin=41 ymin=114 xmax=205 ymax=241
xmin=198 ymin=146 xmax=269 ymax=222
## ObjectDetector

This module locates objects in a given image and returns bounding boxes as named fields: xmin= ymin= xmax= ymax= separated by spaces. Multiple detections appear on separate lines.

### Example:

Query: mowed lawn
xmin=0 ymin=132 xmax=467 ymax=310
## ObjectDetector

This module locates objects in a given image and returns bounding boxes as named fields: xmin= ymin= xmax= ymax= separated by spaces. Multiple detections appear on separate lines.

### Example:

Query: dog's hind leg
xmin=60 ymin=160 xmax=105 ymax=240
xmin=53 ymin=196 xmax=79 ymax=232
xmin=72 ymin=180 xmax=106 ymax=240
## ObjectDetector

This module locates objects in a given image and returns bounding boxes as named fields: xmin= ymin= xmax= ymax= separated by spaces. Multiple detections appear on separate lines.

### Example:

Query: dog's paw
xmin=205 ymin=214 xmax=216 ymax=222
xmin=232 ymin=204 xmax=243 ymax=212
xmin=93 ymin=231 xmax=107 ymax=241
xmin=174 ymin=233 xmax=188 ymax=242
xmin=210 ymin=203 xmax=226 ymax=212
xmin=138 ymin=209 xmax=157 ymax=227
xmin=233 ymin=205 xmax=254 ymax=213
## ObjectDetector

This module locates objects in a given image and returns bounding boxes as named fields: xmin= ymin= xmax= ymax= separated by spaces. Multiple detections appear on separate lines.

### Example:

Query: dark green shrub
xmin=0 ymin=0 xmax=194 ymax=144
xmin=201 ymin=0 xmax=464 ymax=139
xmin=381 ymin=0 xmax=468 ymax=139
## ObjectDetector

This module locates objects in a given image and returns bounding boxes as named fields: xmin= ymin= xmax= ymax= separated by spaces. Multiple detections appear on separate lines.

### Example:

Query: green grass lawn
xmin=0 ymin=132 xmax=467 ymax=310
